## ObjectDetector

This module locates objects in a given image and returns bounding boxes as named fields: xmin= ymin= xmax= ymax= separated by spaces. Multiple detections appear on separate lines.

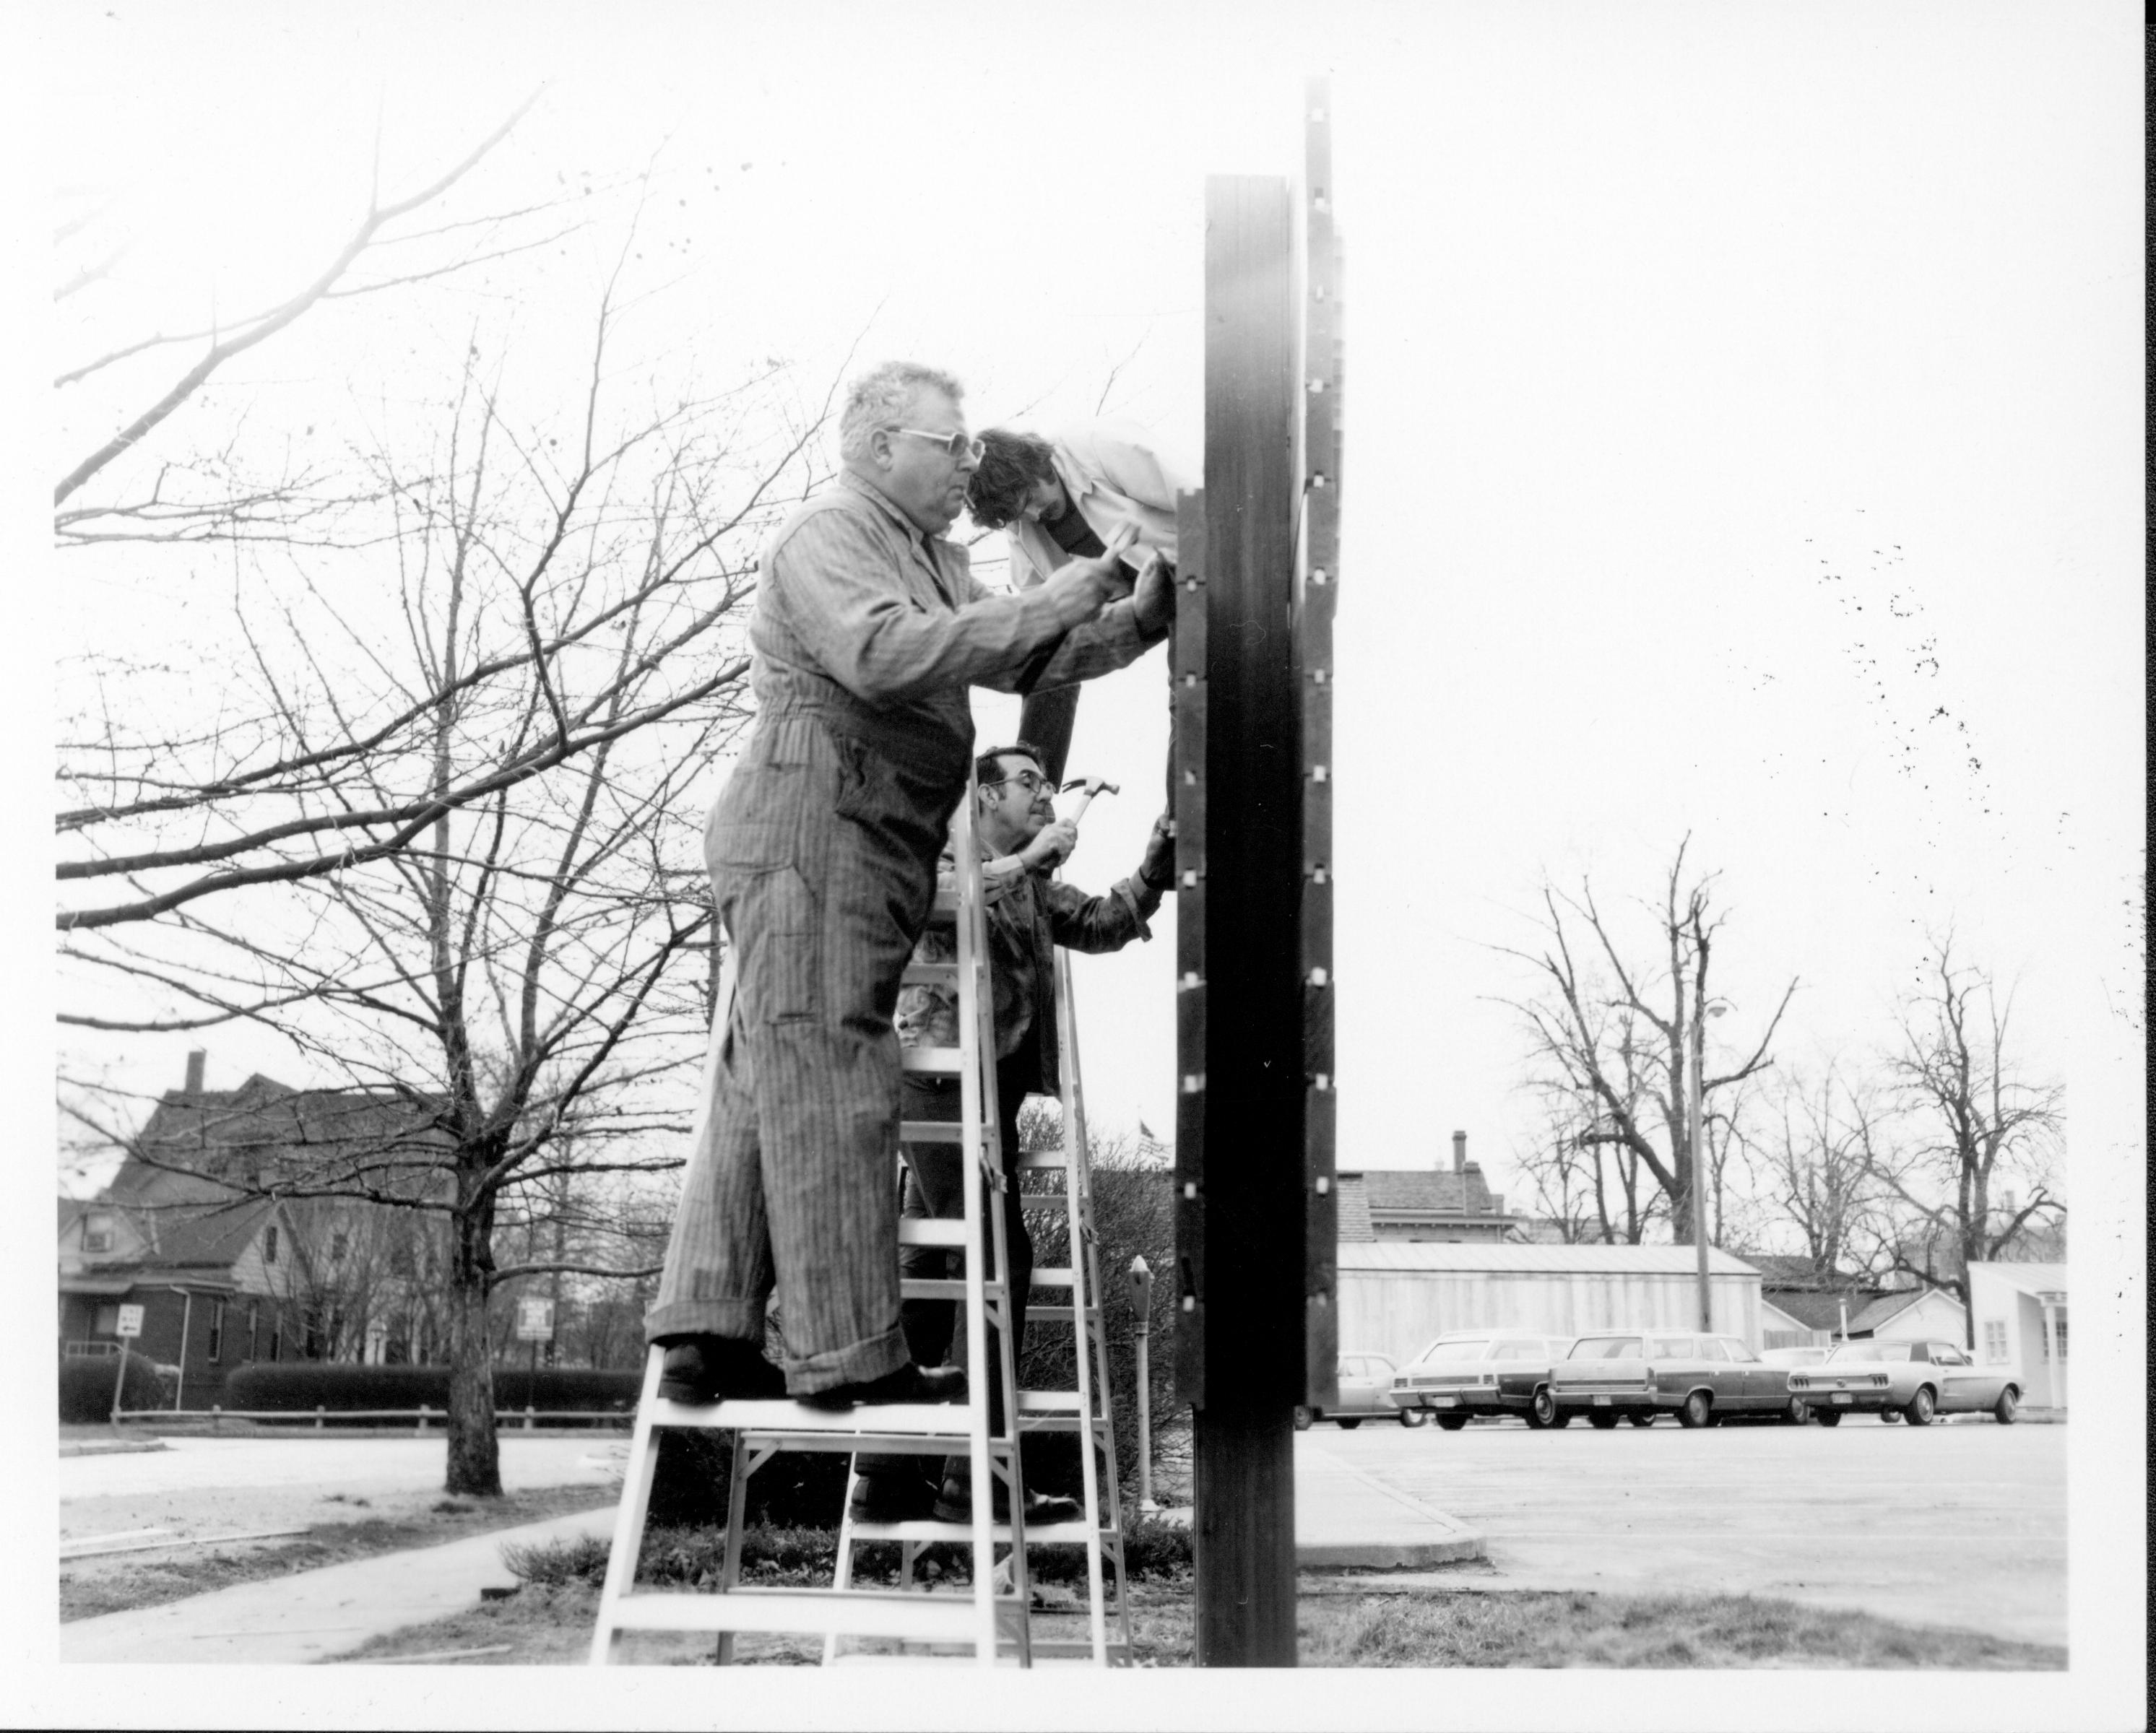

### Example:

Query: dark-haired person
xmin=644 ymin=363 xmax=1174 ymax=1411
xmin=849 ymin=741 xmax=1175 ymax=1526
xmin=966 ymin=422 xmax=1190 ymax=786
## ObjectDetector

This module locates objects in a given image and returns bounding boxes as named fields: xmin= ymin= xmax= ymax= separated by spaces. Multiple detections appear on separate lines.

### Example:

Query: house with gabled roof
xmin=59 ymin=1050 xmax=450 ymax=1406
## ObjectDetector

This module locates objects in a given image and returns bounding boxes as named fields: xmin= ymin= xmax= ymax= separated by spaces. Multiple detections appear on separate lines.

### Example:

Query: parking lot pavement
xmin=1296 ymin=1415 xmax=2066 ymax=1647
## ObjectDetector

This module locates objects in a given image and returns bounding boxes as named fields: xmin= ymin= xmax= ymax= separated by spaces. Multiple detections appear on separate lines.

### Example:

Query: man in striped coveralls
xmin=645 ymin=361 xmax=1172 ymax=1409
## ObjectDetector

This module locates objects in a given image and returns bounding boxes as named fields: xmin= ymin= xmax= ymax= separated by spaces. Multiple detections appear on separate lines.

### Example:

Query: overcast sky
xmin=12 ymin=4 xmax=2142 ymax=1719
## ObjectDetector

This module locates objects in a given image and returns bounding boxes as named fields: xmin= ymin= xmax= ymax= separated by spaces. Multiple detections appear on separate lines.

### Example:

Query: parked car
xmin=1389 ymin=1331 xmax=1575 ymax=1430
xmin=1550 ymin=1329 xmax=1806 ymax=1428
xmin=1296 ymin=1352 xmax=1424 ymax=1429
xmin=1785 ymin=1338 xmax=2020 ymax=1426
xmin=1760 ymin=1345 xmax=1835 ymax=1368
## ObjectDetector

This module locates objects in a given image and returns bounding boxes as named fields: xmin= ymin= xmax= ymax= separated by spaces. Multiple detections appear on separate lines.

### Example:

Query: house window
xmin=1982 ymin=1320 xmax=2006 ymax=1362
xmin=207 ymin=1300 xmax=225 ymax=1363
xmin=2047 ymin=1317 xmax=2068 ymax=1360
xmin=269 ymin=1316 xmax=282 ymax=1362
xmin=82 ymin=1213 xmax=113 ymax=1254
xmin=248 ymin=1304 xmax=259 ymax=1360
xmin=92 ymin=1303 xmax=120 ymax=1335
xmin=263 ymin=1225 xmax=279 ymax=1264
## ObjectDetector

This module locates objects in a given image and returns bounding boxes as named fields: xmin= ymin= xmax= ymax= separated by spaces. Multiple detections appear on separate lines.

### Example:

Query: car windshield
xmin=1570 ymin=1337 xmax=1642 ymax=1359
xmin=1826 ymin=1343 xmax=1895 ymax=1363
xmin=1412 ymin=1340 xmax=1489 ymax=1363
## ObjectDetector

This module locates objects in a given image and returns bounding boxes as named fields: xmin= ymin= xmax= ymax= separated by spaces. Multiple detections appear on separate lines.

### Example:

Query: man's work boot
xmin=654 ymin=1334 xmax=787 ymax=1404
xmin=846 ymin=1470 xmax=942 ymax=1524
xmin=799 ymin=1362 xmax=966 ymax=1411
xmin=931 ymin=1476 xmax=1083 ymax=1528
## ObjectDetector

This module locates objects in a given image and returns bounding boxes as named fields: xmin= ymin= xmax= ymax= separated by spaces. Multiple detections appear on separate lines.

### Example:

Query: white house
xmin=1336 ymin=1242 xmax=1767 ymax=1369
xmin=1845 ymin=1285 xmax=1970 ymax=1347
xmin=1967 ymin=1261 xmax=2068 ymax=1411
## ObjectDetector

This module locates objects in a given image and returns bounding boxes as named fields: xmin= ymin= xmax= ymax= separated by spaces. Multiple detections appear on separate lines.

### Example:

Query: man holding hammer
xmin=850 ymin=742 xmax=1175 ymax=1526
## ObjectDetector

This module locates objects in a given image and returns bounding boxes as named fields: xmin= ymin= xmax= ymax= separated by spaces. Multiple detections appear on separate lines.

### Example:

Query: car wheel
xmin=1993 ymin=1386 xmax=2018 ymax=1425
xmin=1813 ymin=1409 xmax=1843 ymax=1427
xmin=1293 ymin=1406 xmax=1314 ymax=1431
xmin=1587 ymin=1411 xmax=1621 ymax=1430
xmin=1677 ymin=1390 xmax=1713 ymax=1429
xmin=1524 ymin=1388 xmax=1559 ymax=1430
xmin=1399 ymin=1407 xmax=1430 ymax=1428
xmin=1435 ymin=1415 xmax=1469 ymax=1431
xmin=1626 ymin=1412 xmax=1655 ymax=1428
xmin=1903 ymin=1386 xmax=1936 ymax=1426
xmin=1785 ymin=1397 xmax=1811 ymax=1426
xmin=1878 ymin=1407 xmax=1901 ymax=1423
xmin=1336 ymin=1417 xmax=1362 ymax=1430
xmin=1547 ymin=1411 xmax=1572 ymax=1428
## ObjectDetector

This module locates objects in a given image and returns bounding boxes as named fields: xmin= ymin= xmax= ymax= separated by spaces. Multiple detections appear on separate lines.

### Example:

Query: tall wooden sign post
xmin=1174 ymin=79 xmax=1341 ymax=1668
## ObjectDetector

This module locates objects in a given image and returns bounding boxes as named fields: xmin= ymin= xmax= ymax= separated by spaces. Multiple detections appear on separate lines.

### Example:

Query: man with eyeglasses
xmin=848 ymin=741 xmax=1176 ymax=1525
xmin=646 ymin=361 xmax=1174 ymax=1411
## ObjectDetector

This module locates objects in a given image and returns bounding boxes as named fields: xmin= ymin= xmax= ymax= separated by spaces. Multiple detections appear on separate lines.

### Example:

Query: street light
xmin=1692 ymin=1000 xmax=1729 ymax=1332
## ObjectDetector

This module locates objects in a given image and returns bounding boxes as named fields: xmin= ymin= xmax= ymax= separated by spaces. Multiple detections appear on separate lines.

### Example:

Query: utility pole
xmin=1692 ymin=1001 xmax=1726 ymax=1332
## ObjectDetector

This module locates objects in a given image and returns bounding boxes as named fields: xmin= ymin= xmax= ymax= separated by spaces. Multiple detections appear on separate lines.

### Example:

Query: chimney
xmin=184 ymin=1050 xmax=206 ymax=1095
xmin=1451 ymin=1129 xmax=1467 ymax=1175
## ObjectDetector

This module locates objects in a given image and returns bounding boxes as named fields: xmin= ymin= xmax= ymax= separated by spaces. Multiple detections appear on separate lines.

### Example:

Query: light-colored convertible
xmin=1785 ymin=1338 xmax=2020 ymax=1426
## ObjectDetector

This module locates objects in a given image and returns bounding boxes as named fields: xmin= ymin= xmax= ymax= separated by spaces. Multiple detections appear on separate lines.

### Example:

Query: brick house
xmin=1336 ymin=1131 xmax=1520 ymax=1245
xmin=58 ymin=1052 xmax=449 ymax=1407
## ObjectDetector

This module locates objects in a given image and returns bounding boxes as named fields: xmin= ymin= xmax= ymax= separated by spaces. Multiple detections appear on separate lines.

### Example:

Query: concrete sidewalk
xmin=60 ymin=1504 xmax=618 ymax=1664
xmin=1291 ymin=1434 xmax=1484 ymax=1568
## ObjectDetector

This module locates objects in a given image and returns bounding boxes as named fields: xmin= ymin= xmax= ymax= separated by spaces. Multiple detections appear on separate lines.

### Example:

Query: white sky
xmin=9 ymin=3 xmax=2144 ymax=1721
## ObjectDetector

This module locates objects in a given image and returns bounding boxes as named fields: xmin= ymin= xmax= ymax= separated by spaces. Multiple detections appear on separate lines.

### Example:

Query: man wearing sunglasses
xmin=849 ymin=741 xmax=1176 ymax=1525
xmin=646 ymin=362 xmax=1174 ymax=1411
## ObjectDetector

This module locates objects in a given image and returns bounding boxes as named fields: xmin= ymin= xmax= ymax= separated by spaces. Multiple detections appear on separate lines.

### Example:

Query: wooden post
xmin=1189 ymin=170 xmax=1303 ymax=1668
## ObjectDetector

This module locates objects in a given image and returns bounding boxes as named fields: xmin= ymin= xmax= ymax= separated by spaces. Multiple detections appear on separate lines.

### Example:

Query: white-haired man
xmin=646 ymin=362 xmax=1172 ymax=1408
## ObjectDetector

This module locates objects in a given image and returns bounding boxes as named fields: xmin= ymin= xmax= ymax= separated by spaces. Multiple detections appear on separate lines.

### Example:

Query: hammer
xmin=1058 ymin=776 xmax=1120 ymax=826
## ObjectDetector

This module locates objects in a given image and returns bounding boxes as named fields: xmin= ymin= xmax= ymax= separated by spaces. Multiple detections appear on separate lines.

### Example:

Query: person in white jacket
xmin=967 ymin=422 xmax=1190 ymax=786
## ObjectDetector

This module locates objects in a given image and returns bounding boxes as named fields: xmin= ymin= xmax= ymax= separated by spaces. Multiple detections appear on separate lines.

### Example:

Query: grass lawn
xmin=61 ymin=1486 xmax=610 ymax=1623
xmin=334 ymin=1539 xmax=2066 ymax=1669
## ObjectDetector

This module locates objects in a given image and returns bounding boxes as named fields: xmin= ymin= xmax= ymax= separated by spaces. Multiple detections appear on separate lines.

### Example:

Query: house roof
xmin=57 ymin=1198 xmax=89 ymax=1235
xmin=1338 ymin=1242 xmax=1762 ymax=1276
xmin=1747 ymin=1254 xmax=1871 ymax=1290
xmin=1355 ymin=1169 xmax=1499 ymax=1216
xmin=1765 ymin=1289 xmax=1875 ymax=1331
xmin=118 ymin=1073 xmax=449 ymax=1205
xmin=1969 ymin=1261 xmax=2068 ymax=1299
xmin=1334 ymin=1174 xmax=1375 ymax=1241
xmin=1848 ymin=1285 xmax=1967 ymax=1334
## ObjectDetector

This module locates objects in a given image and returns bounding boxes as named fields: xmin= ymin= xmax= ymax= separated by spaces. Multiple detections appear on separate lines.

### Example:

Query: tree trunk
xmin=443 ymin=1233 xmax=501 ymax=1497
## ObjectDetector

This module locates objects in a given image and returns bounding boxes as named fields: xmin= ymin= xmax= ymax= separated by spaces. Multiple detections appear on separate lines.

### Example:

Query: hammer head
xmin=1057 ymin=776 xmax=1120 ymax=824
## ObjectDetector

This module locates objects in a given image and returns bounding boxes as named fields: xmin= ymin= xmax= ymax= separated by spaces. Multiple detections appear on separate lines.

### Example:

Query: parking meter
xmin=1126 ymin=1256 xmax=1153 ymax=1333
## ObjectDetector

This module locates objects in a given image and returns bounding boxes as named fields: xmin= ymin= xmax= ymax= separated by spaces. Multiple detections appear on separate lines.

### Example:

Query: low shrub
xmin=59 ymin=1355 xmax=167 ymax=1422
xmin=221 ymin=1362 xmax=640 ymax=1415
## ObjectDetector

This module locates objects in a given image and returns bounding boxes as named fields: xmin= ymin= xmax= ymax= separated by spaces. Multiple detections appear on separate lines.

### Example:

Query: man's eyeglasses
xmin=982 ymin=771 xmax=1054 ymax=797
xmin=886 ymin=426 xmax=986 ymax=463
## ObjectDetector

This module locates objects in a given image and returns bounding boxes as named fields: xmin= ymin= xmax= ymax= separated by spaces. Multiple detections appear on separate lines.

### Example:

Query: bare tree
xmin=1861 ymin=937 xmax=2066 ymax=1331
xmin=1731 ymin=1065 xmax=1889 ymax=1275
xmin=59 ymin=276 xmax=836 ymax=1491
xmin=53 ymin=93 xmax=563 ymax=547
xmin=1496 ymin=839 xmax=1796 ymax=1243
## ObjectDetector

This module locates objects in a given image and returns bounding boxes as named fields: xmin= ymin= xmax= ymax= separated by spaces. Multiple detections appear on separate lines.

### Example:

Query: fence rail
xmin=110 ymin=1404 xmax=633 ymax=1433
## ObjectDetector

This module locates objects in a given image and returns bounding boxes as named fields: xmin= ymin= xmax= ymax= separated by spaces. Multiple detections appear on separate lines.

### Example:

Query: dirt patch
xmin=61 ymin=1486 xmax=610 ymax=1623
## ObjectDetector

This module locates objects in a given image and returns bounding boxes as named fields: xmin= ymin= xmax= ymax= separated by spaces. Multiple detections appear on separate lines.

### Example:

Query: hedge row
xmin=221 ymin=1363 xmax=641 ymax=1413
xmin=59 ymin=1356 xmax=169 ymax=1423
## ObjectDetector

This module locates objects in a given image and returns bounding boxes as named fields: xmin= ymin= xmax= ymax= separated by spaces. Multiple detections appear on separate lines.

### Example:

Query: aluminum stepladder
xmin=827 ymin=911 xmax=1134 ymax=1666
xmin=589 ymin=776 xmax=1032 ymax=1667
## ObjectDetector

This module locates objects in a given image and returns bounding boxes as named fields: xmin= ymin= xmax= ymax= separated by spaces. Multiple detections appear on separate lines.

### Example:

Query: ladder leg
xmin=713 ymin=1428 xmax=754 ymax=1665
xmin=588 ymin=1346 xmax=669 ymax=1665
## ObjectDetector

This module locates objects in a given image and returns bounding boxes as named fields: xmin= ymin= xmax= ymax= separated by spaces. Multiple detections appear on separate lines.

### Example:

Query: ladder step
xmin=900 ymin=1046 xmax=966 ymax=1077
xmin=601 ymin=1586 xmax=1023 ymax=1641
xmin=643 ymin=1395 xmax=994 ymax=1440
xmin=1015 ymin=1390 xmax=1085 ymax=1414
xmin=1023 ymin=1306 xmax=1101 ymax=1327
xmin=845 ymin=1515 xmax=1112 ymax=1544
xmin=899 ymin=1119 xmax=992 ymax=1147
xmin=897 ymin=1218 xmax=971 ymax=1248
